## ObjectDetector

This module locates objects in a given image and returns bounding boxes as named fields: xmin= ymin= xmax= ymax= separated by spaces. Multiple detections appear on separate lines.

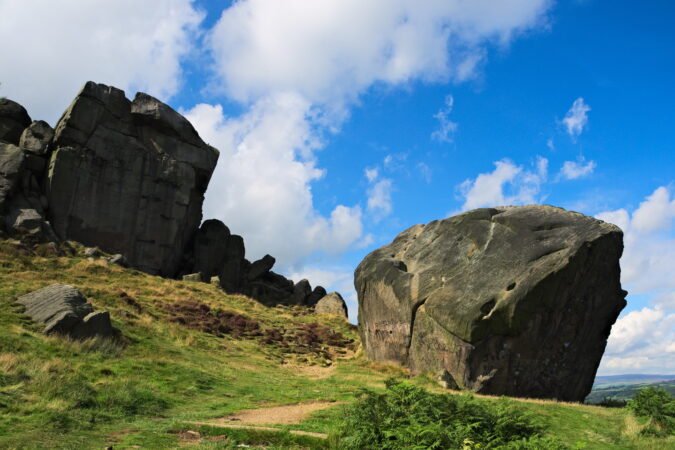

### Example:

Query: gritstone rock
xmin=248 ymin=254 xmax=275 ymax=281
xmin=0 ymin=142 xmax=25 ymax=211
xmin=0 ymin=98 xmax=31 ymax=145
xmin=182 ymin=272 xmax=202 ymax=282
xmin=355 ymin=205 xmax=626 ymax=401
xmin=19 ymin=121 xmax=54 ymax=155
xmin=45 ymin=82 xmax=219 ymax=276
xmin=16 ymin=284 xmax=114 ymax=339
xmin=315 ymin=292 xmax=348 ymax=319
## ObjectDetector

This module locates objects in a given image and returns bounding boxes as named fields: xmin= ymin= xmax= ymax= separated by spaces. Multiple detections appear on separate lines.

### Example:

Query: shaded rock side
xmin=315 ymin=292 xmax=348 ymax=318
xmin=45 ymin=82 xmax=219 ymax=276
xmin=0 ymin=98 xmax=31 ymax=145
xmin=355 ymin=205 xmax=627 ymax=401
xmin=16 ymin=284 xmax=113 ymax=338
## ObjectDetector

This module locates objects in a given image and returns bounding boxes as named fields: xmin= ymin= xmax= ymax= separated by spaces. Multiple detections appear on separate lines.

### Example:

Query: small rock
xmin=314 ymin=292 xmax=348 ymax=319
xmin=210 ymin=275 xmax=221 ymax=286
xmin=19 ymin=120 xmax=54 ymax=155
xmin=437 ymin=370 xmax=460 ymax=390
xmin=108 ymin=254 xmax=128 ymax=267
xmin=15 ymin=284 xmax=114 ymax=339
xmin=247 ymin=254 xmax=275 ymax=281
xmin=182 ymin=272 xmax=202 ymax=282
xmin=84 ymin=247 xmax=101 ymax=257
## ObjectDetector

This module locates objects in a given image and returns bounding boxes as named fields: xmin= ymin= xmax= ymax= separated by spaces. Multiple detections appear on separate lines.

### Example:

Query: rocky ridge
xmin=355 ymin=205 xmax=626 ymax=401
xmin=0 ymin=82 xmax=335 ymax=310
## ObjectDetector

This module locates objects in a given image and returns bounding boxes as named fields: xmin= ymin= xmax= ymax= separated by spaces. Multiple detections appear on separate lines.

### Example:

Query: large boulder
xmin=16 ymin=284 xmax=114 ymax=339
xmin=45 ymin=82 xmax=219 ymax=276
xmin=355 ymin=205 xmax=626 ymax=401
xmin=315 ymin=292 xmax=348 ymax=319
xmin=0 ymin=98 xmax=31 ymax=145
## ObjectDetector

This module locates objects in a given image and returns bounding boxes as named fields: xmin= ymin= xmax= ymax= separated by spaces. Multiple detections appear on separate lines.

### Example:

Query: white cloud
xmin=599 ymin=307 xmax=675 ymax=375
xmin=0 ymin=0 xmax=203 ymax=123
xmin=431 ymin=94 xmax=458 ymax=143
xmin=546 ymin=138 xmax=555 ymax=151
xmin=596 ymin=186 xmax=675 ymax=374
xmin=367 ymin=179 xmax=394 ymax=222
xmin=364 ymin=168 xmax=379 ymax=183
xmin=185 ymin=98 xmax=363 ymax=270
xmin=207 ymin=0 xmax=552 ymax=109
xmin=559 ymin=157 xmax=596 ymax=180
xmin=596 ymin=186 xmax=675 ymax=293
xmin=196 ymin=0 xmax=551 ymax=273
xmin=562 ymin=97 xmax=591 ymax=139
xmin=457 ymin=156 xmax=548 ymax=211
xmin=631 ymin=186 xmax=675 ymax=233
xmin=418 ymin=162 xmax=433 ymax=183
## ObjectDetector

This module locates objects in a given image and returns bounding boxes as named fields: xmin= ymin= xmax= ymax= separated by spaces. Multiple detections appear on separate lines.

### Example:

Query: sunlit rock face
xmin=355 ymin=205 xmax=626 ymax=401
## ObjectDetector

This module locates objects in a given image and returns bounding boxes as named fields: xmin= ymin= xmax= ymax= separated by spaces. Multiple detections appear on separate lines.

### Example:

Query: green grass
xmin=0 ymin=240 xmax=673 ymax=449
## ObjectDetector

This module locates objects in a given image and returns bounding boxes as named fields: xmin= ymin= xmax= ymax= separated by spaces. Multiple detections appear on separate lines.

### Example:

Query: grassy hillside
xmin=0 ymin=240 xmax=672 ymax=449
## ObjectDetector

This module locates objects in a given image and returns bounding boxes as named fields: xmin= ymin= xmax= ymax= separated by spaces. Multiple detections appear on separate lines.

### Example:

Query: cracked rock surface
xmin=355 ymin=205 xmax=626 ymax=401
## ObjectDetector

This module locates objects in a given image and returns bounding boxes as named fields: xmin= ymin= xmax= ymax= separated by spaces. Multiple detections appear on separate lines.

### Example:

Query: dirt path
xmin=212 ymin=400 xmax=339 ymax=425
xmin=189 ymin=400 xmax=341 ymax=440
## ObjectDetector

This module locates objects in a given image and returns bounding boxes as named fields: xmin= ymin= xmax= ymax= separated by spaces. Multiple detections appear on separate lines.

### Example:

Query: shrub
xmin=331 ymin=378 xmax=566 ymax=449
xmin=627 ymin=386 xmax=674 ymax=435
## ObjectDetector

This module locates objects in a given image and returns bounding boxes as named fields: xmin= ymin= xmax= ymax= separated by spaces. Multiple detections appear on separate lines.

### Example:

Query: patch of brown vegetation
xmin=118 ymin=290 xmax=142 ymax=313
xmin=164 ymin=300 xmax=262 ymax=338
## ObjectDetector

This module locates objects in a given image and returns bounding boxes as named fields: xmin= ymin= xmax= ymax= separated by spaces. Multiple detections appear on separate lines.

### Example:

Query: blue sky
xmin=1 ymin=0 xmax=673 ymax=375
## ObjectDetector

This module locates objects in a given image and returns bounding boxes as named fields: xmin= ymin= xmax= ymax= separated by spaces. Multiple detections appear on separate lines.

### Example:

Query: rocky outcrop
xmin=181 ymin=217 xmax=330 ymax=307
xmin=355 ymin=205 xmax=626 ymax=401
xmin=16 ymin=284 xmax=114 ymax=339
xmin=0 ymin=83 xmax=332 ymax=310
xmin=45 ymin=82 xmax=219 ymax=276
xmin=0 ymin=99 xmax=31 ymax=145
xmin=315 ymin=292 xmax=348 ymax=319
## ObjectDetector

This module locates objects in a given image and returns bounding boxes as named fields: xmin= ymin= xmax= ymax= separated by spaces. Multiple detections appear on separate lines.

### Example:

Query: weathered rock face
xmin=355 ymin=205 xmax=626 ymax=401
xmin=0 ymin=83 xmax=332 ymax=310
xmin=45 ymin=82 xmax=219 ymax=276
xmin=315 ymin=292 xmax=348 ymax=319
xmin=0 ymin=99 xmax=32 ymax=145
xmin=16 ymin=284 xmax=114 ymax=339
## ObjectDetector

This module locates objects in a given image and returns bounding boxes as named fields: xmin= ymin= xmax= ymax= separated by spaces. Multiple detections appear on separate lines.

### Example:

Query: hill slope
xmin=0 ymin=241 xmax=672 ymax=449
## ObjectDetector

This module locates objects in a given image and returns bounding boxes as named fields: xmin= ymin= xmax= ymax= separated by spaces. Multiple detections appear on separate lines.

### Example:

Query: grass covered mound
xmin=332 ymin=378 xmax=568 ymax=449
xmin=1 ymin=239 xmax=675 ymax=449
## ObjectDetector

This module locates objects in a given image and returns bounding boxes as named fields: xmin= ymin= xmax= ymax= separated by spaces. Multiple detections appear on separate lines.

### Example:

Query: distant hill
xmin=586 ymin=377 xmax=675 ymax=404
xmin=594 ymin=374 xmax=675 ymax=388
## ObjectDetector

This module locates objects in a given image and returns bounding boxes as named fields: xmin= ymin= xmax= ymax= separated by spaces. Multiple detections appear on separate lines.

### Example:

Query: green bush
xmin=628 ymin=386 xmax=675 ymax=436
xmin=331 ymin=378 xmax=567 ymax=449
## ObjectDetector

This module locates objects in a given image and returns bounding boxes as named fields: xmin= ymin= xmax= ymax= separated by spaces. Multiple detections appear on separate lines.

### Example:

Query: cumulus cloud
xmin=0 ymin=0 xmax=203 ymax=123
xmin=457 ymin=156 xmax=548 ymax=211
xmin=596 ymin=186 xmax=675 ymax=374
xmin=431 ymin=95 xmax=458 ymax=143
xmin=185 ymin=98 xmax=363 ymax=269
xmin=207 ymin=0 xmax=552 ymax=108
xmin=596 ymin=186 xmax=675 ymax=293
xmin=367 ymin=179 xmax=394 ymax=222
xmin=562 ymin=97 xmax=591 ymax=139
xmin=558 ymin=157 xmax=596 ymax=180
xmin=194 ymin=0 xmax=552 ymax=272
